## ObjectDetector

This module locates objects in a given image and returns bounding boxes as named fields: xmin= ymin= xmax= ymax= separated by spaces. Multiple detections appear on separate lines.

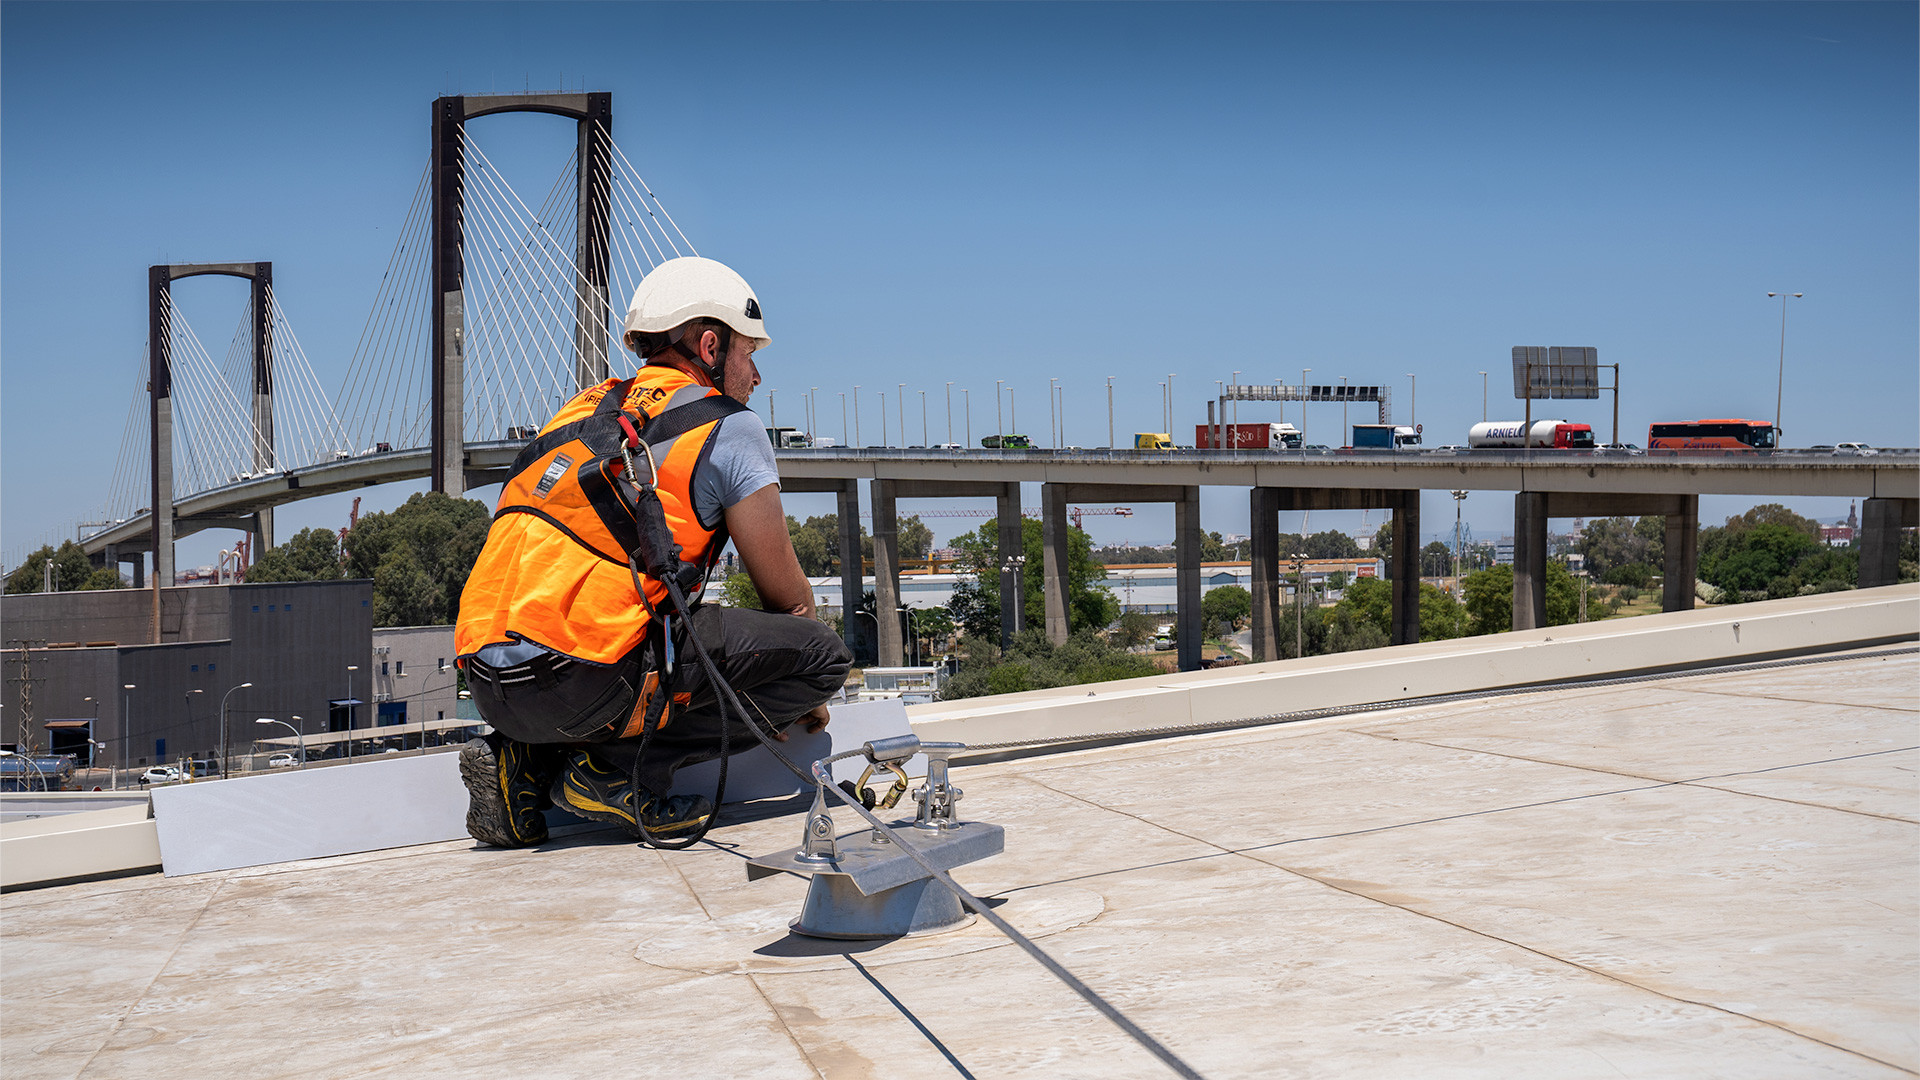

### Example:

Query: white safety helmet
xmin=622 ymin=256 xmax=771 ymax=359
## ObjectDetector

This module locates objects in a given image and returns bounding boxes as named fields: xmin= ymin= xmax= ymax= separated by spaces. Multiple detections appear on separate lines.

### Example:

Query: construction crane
xmin=1070 ymin=506 xmax=1133 ymax=529
xmin=339 ymin=497 xmax=362 ymax=548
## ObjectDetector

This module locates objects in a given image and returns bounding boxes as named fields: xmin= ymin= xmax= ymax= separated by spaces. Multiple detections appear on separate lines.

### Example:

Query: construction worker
xmin=455 ymin=256 xmax=852 ymax=847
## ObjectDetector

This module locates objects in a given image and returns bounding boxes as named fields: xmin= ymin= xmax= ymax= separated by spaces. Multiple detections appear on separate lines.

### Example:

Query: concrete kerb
xmin=908 ymin=584 xmax=1920 ymax=749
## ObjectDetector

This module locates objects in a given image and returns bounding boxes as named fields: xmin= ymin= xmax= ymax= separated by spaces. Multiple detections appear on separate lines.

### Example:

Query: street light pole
xmin=945 ymin=381 xmax=953 ymax=445
xmin=218 ymin=681 xmax=253 ymax=780
xmin=840 ymin=392 xmax=848 ymax=447
xmin=255 ymin=717 xmax=307 ymax=766
xmin=1479 ymin=371 xmax=1487 ymax=421
xmin=1340 ymin=377 xmax=1349 ymax=445
xmin=853 ymin=385 xmax=862 ymax=447
xmin=1049 ymin=378 xmax=1059 ymax=448
xmin=1106 ymin=376 xmax=1114 ymax=449
xmin=995 ymin=380 xmax=1003 ymax=440
xmin=897 ymin=383 xmax=906 ymax=448
xmin=1300 ymin=368 xmax=1311 ymax=443
xmin=963 ymin=389 xmax=971 ymax=446
xmin=1767 ymin=291 xmax=1803 ymax=441
xmin=345 ymin=665 xmax=359 ymax=763
xmin=1166 ymin=373 xmax=1176 ymax=437
xmin=810 ymin=386 xmax=820 ymax=440
xmin=768 ymin=389 xmax=777 ymax=430
xmin=1406 ymin=374 xmax=1416 ymax=432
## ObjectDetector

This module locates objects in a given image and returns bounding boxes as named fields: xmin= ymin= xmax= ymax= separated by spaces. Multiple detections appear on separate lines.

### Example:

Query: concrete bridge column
xmin=1041 ymin=483 xmax=1071 ymax=644
xmin=1858 ymin=498 xmax=1917 ymax=589
xmin=1175 ymin=485 xmax=1202 ymax=671
xmin=1391 ymin=491 xmax=1421 ymax=645
xmin=835 ymin=481 xmax=866 ymax=662
xmin=1512 ymin=492 xmax=1548 ymax=630
xmin=1662 ymin=495 xmax=1699 ymax=612
xmin=997 ymin=483 xmax=1024 ymax=646
xmin=1249 ymin=487 xmax=1281 ymax=662
xmin=870 ymin=479 xmax=903 ymax=667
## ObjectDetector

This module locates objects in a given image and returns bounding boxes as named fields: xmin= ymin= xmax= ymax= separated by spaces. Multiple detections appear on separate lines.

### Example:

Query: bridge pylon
xmin=148 ymin=262 xmax=273 ymax=588
xmin=431 ymin=92 xmax=614 ymax=496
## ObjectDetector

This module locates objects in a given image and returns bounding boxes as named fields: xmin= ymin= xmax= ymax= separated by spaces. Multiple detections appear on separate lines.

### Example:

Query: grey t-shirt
xmin=691 ymin=410 xmax=780 ymax=528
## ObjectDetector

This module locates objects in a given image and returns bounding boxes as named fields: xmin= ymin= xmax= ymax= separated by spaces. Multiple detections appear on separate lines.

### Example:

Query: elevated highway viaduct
xmin=83 ymin=445 xmax=1917 ymax=672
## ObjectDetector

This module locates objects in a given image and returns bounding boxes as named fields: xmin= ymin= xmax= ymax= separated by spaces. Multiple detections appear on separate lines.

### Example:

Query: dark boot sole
xmin=460 ymin=738 xmax=547 ymax=849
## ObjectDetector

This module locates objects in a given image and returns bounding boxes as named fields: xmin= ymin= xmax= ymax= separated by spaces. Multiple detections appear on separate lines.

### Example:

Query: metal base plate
xmin=747 ymin=820 xmax=1005 ymax=897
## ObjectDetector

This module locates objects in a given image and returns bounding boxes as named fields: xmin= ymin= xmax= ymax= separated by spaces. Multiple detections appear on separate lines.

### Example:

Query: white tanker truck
xmin=1467 ymin=420 xmax=1596 ymax=450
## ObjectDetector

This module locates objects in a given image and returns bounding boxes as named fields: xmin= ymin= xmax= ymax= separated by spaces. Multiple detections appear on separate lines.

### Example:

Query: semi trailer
xmin=1467 ymin=420 xmax=1597 ymax=449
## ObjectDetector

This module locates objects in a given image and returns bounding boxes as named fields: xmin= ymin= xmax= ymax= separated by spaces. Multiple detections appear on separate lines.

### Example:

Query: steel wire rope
xmin=335 ymin=163 xmax=431 ymax=451
xmin=646 ymin=571 xmax=1205 ymax=1080
xmin=538 ymin=147 xmax=616 ymax=386
xmin=458 ymin=145 xmax=588 ymax=432
xmin=267 ymin=297 xmax=326 ymax=466
xmin=597 ymin=179 xmax=658 ymax=307
xmin=592 ymin=182 xmax=657 ymax=363
xmin=268 ymin=294 xmax=354 ymax=465
xmin=458 ymin=176 xmax=564 ymax=438
xmin=603 ymin=155 xmax=673 ymax=269
xmin=372 ymin=178 xmax=437 ymax=452
xmin=175 ymin=312 xmax=249 ymax=494
xmin=104 ymin=356 xmax=150 ymax=523
xmin=947 ymin=645 xmax=1920 ymax=756
xmin=593 ymin=168 xmax=668 ymax=317
xmin=601 ymin=123 xmax=697 ymax=257
xmin=219 ymin=294 xmax=282 ymax=472
xmin=384 ymin=194 xmax=436 ymax=450
xmin=349 ymin=186 xmax=431 ymax=452
xmin=335 ymin=161 xmax=431 ymax=446
xmin=158 ymin=293 xmax=225 ymax=492
xmin=459 ymin=143 xmax=574 ymax=416
xmin=444 ymin=161 xmax=539 ymax=440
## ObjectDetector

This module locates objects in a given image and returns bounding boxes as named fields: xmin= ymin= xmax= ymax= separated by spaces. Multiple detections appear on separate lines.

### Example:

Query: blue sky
xmin=4 ymin=2 xmax=1914 ymax=568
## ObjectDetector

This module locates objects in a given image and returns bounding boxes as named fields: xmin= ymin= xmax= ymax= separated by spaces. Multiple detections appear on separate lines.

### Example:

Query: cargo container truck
xmin=981 ymin=433 xmax=1034 ymax=449
xmin=1192 ymin=422 xmax=1303 ymax=450
xmin=1350 ymin=424 xmax=1423 ymax=450
xmin=1135 ymin=433 xmax=1175 ymax=450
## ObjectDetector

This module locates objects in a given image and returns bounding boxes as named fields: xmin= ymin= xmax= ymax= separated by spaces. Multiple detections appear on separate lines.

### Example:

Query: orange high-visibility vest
xmin=455 ymin=366 xmax=747 ymax=665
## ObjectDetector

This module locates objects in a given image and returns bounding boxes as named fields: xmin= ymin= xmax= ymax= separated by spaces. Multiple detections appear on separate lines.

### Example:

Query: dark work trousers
xmin=468 ymin=605 xmax=852 ymax=796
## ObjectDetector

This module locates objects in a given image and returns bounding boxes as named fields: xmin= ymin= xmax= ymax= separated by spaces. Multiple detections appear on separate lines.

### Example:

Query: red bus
xmin=1647 ymin=419 xmax=1777 ymax=450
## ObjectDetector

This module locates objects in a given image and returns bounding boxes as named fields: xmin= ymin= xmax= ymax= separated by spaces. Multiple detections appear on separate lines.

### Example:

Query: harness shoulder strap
xmin=506 ymin=377 xmax=640 ymax=480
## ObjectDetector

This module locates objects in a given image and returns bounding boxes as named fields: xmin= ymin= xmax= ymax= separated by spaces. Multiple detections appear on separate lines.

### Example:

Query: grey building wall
xmin=1 ymin=580 xmax=373 ymax=770
xmin=369 ymin=626 xmax=459 ymax=729
xmin=0 ymin=586 xmax=232 ymax=648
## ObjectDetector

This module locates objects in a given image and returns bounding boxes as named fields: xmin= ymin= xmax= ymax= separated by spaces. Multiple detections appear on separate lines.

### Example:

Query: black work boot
xmin=459 ymin=734 xmax=562 ymax=848
xmin=549 ymin=750 xmax=713 ymax=841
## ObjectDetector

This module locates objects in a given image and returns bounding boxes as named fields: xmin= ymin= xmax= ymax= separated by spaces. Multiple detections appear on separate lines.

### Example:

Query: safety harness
xmin=502 ymin=373 xmax=751 ymax=848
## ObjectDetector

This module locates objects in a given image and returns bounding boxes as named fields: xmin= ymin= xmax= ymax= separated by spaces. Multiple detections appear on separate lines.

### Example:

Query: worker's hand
xmin=774 ymin=703 xmax=832 ymax=740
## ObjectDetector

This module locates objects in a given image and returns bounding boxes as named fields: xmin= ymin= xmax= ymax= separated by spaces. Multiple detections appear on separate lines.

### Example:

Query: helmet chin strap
xmin=667 ymin=325 xmax=729 ymax=388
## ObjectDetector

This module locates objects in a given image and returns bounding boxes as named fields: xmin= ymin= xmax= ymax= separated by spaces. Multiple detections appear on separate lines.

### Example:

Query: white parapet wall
xmin=909 ymin=584 xmax=1920 ymax=747
xmin=0 ymin=802 xmax=162 ymax=891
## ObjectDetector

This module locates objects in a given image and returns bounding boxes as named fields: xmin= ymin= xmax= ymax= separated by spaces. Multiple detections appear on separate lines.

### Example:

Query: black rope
xmin=652 ymin=572 xmax=1206 ymax=1079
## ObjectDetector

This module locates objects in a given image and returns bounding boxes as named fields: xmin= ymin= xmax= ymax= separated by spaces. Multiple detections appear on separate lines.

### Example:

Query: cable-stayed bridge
xmin=70 ymin=93 xmax=698 ymax=585
xmin=34 ymin=90 xmax=1917 ymax=671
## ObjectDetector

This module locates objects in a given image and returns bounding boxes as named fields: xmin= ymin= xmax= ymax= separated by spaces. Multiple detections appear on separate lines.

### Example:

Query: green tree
xmin=1421 ymin=541 xmax=1452 ymax=578
xmin=719 ymin=571 xmax=763 ymax=610
xmin=1276 ymin=598 xmax=1331 ymax=659
xmin=345 ymin=492 xmax=491 ymax=626
xmin=1201 ymin=585 xmax=1251 ymax=631
xmin=1699 ymin=519 xmax=1822 ymax=600
xmin=245 ymin=527 xmax=344 ymax=583
xmin=1462 ymin=565 xmax=1513 ymax=636
xmin=1419 ymin=583 xmax=1468 ymax=641
xmin=945 ymin=517 xmax=1117 ymax=641
xmin=1325 ymin=606 xmax=1388 ymax=653
xmin=1304 ymin=530 xmax=1362 ymax=560
xmin=898 ymin=515 xmax=934 ymax=561
xmin=1330 ymin=576 xmax=1392 ymax=639
xmin=6 ymin=541 xmax=109 ymax=594
xmin=940 ymin=629 xmax=1157 ymax=700
xmin=1201 ymin=531 xmax=1231 ymax=562
xmin=372 ymin=545 xmax=439 ymax=628
xmin=1111 ymin=611 xmax=1160 ymax=648
xmin=907 ymin=605 xmax=956 ymax=656
xmin=787 ymin=518 xmax=833 ymax=577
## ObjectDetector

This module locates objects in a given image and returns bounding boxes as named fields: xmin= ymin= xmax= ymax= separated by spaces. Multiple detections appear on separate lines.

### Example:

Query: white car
xmin=932 ymin=442 xmax=965 ymax=451
xmin=140 ymin=766 xmax=182 ymax=785
xmin=1834 ymin=442 xmax=1879 ymax=456
xmin=268 ymin=753 xmax=298 ymax=769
